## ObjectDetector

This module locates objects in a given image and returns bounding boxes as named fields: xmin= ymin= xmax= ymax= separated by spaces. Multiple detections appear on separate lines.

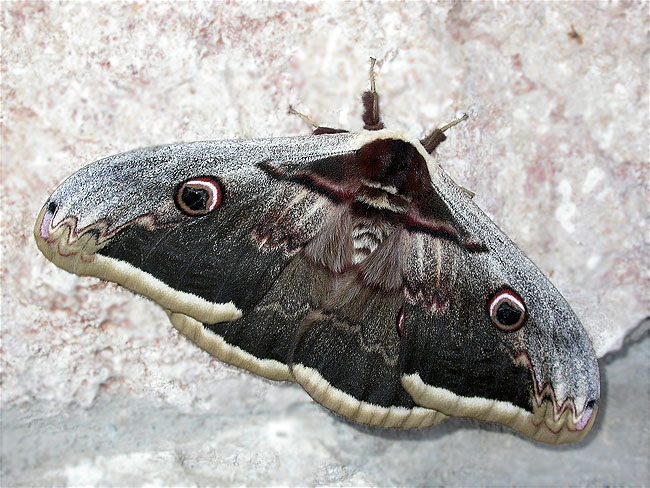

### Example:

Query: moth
xmin=34 ymin=60 xmax=599 ymax=444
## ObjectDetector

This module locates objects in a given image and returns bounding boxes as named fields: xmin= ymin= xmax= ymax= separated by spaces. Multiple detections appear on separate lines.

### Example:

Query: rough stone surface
xmin=1 ymin=2 xmax=648 ymax=486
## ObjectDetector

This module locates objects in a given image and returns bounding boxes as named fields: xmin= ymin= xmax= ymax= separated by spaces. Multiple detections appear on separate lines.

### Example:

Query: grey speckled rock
xmin=1 ymin=2 xmax=648 ymax=485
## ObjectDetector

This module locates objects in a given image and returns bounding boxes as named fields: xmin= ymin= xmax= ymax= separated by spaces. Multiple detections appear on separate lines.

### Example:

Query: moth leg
xmin=288 ymin=105 xmax=348 ymax=135
xmin=420 ymin=112 xmax=469 ymax=154
xmin=361 ymin=57 xmax=384 ymax=130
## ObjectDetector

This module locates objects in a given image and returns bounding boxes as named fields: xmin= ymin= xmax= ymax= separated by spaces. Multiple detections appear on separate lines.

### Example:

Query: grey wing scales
xmin=36 ymin=135 xmax=358 ymax=381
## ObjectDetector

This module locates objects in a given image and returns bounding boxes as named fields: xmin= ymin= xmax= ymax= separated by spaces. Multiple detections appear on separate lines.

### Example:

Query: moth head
xmin=356 ymin=138 xmax=425 ymax=196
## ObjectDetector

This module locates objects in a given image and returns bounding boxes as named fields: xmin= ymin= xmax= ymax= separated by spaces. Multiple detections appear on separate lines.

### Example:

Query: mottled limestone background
xmin=1 ymin=2 xmax=648 ymax=486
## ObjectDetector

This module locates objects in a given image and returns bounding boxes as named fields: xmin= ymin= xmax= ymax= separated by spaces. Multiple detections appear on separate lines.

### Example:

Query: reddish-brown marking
xmin=396 ymin=306 xmax=405 ymax=337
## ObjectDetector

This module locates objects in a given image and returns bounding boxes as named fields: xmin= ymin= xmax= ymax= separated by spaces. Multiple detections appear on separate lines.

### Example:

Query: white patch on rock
xmin=555 ymin=180 xmax=577 ymax=233
xmin=587 ymin=254 xmax=601 ymax=270
xmin=581 ymin=167 xmax=606 ymax=194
